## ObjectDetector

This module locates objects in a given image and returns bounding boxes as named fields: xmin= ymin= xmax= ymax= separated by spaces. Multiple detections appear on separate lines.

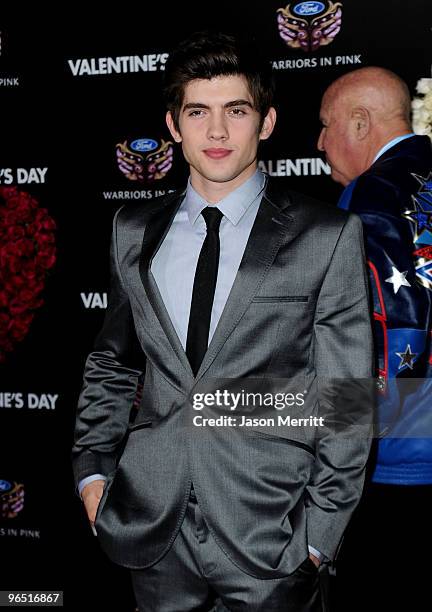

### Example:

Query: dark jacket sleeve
xmin=72 ymin=208 xmax=146 ymax=486
xmin=306 ymin=213 xmax=374 ymax=560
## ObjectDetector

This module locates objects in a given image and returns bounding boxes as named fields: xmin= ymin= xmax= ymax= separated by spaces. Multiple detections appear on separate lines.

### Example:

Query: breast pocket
xmin=252 ymin=296 xmax=309 ymax=303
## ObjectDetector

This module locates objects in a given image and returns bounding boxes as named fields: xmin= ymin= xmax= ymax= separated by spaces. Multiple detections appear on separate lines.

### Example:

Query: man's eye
xmin=188 ymin=110 xmax=205 ymax=117
xmin=229 ymin=108 xmax=246 ymax=116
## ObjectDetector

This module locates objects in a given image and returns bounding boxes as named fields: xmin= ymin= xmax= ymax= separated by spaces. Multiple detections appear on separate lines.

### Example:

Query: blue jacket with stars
xmin=339 ymin=135 xmax=432 ymax=484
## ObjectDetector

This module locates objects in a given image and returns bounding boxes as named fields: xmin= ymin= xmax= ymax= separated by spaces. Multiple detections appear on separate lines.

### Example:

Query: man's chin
xmin=189 ymin=156 xmax=257 ymax=186
xmin=331 ymin=169 xmax=349 ymax=187
xmin=196 ymin=166 xmax=244 ymax=184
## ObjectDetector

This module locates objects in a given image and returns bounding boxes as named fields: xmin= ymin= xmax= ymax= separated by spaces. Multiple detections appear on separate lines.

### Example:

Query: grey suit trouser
xmin=131 ymin=489 xmax=326 ymax=612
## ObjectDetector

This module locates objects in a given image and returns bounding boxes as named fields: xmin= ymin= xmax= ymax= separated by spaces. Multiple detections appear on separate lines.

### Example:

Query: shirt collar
xmin=184 ymin=169 xmax=266 ymax=227
xmin=373 ymin=133 xmax=416 ymax=163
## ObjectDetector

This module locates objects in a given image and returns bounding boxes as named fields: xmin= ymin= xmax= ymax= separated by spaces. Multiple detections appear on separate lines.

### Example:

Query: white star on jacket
xmin=385 ymin=266 xmax=411 ymax=294
xmin=396 ymin=344 xmax=417 ymax=370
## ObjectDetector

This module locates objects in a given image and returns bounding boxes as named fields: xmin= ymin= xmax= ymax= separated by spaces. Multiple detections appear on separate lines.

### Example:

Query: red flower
xmin=0 ymin=187 xmax=56 ymax=362
xmin=9 ymin=313 xmax=35 ymax=341
xmin=6 ymin=225 xmax=26 ymax=241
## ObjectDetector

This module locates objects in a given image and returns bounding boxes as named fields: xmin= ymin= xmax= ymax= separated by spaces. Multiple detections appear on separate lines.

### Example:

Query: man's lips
xmin=203 ymin=148 xmax=233 ymax=159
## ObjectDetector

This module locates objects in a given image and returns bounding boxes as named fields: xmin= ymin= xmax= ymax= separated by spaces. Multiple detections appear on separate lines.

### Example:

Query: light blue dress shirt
xmin=151 ymin=169 xmax=266 ymax=349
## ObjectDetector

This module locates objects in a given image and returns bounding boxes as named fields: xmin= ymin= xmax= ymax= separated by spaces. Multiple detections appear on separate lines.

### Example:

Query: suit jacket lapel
xmin=195 ymin=190 xmax=296 ymax=380
xmin=139 ymin=191 xmax=194 ymax=378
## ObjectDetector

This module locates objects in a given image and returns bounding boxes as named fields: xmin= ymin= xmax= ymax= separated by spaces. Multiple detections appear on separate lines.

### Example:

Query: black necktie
xmin=186 ymin=206 xmax=223 ymax=375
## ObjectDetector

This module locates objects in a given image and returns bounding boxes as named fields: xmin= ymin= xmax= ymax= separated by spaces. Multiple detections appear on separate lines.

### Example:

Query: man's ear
xmin=166 ymin=111 xmax=182 ymax=143
xmin=259 ymin=107 xmax=277 ymax=141
xmin=352 ymin=106 xmax=370 ymax=140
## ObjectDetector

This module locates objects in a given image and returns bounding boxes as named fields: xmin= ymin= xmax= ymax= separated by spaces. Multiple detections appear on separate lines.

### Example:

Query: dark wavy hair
xmin=163 ymin=31 xmax=275 ymax=131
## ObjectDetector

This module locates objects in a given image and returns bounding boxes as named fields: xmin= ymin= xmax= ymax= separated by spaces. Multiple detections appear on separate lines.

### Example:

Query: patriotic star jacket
xmin=340 ymin=135 xmax=432 ymax=484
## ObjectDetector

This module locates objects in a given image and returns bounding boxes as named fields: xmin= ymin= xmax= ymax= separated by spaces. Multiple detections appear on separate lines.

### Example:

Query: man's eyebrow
xmin=182 ymin=102 xmax=210 ymax=111
xmin=182 ymin=99 xmax=254 ymax=112
xmin=224 ymin=99 xmax=254 ymax=109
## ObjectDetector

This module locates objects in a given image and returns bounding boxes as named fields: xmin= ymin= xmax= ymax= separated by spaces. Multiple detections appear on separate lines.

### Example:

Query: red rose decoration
xmin=0 ymin=187 xmax=57 ymax=362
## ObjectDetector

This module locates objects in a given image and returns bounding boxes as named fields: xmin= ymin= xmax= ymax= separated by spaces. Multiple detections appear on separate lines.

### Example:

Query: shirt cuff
xmin=78 ymin=474 xmax=107 ymax=498
xmin=308 ymin=545 xmax=324 ymax=563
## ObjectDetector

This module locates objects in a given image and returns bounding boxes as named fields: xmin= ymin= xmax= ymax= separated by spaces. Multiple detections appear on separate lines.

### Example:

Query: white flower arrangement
xmin=412 ymin=77 xmax=432 ymax=140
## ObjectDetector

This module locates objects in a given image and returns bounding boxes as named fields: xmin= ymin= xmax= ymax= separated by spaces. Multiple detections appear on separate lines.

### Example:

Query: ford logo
xmin=293 ymin=1 xmax=325 ymax=16
xmin=130 ymin=138 xmax=158 ymax=152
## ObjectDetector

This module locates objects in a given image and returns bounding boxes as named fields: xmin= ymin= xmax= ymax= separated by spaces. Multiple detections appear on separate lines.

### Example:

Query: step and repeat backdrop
xmin=0 ymin=2 xmax=430 ymax=610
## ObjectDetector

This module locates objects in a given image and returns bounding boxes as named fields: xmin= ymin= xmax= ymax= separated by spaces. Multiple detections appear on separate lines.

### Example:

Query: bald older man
xmin=318 ymin=67 xmax=432 ymax=610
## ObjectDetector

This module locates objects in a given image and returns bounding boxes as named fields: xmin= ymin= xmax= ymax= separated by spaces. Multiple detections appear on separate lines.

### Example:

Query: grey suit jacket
xmin=72 ymin=179 xmax=373 ymax=577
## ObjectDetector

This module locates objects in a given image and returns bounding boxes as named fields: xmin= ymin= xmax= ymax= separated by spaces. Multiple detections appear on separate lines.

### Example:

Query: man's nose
xmin=207 ymin=113 xmax=229 ymax=140
xmin=317 ymin=129 xmax=325 ymax=151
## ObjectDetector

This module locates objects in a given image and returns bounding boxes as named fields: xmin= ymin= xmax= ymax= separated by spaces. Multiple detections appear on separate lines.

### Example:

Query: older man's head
xmin=318 ymin=67 xmax=412 ymax=186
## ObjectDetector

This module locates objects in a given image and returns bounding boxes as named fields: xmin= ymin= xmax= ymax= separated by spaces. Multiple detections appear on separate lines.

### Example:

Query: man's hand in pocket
xmin=81 ymin=480 xmax=106 ymax=525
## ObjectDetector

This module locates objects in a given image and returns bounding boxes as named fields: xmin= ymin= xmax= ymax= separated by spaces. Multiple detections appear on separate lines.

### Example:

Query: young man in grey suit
xmin=73 ymin=32 xmax=373 ymax=611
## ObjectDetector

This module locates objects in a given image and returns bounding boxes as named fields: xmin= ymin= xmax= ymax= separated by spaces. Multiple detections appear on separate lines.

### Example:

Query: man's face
xmin=318 ymin=96 xmax=363 ymax=187
xmin=166 ymin=75 xmax=275 ymax=191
